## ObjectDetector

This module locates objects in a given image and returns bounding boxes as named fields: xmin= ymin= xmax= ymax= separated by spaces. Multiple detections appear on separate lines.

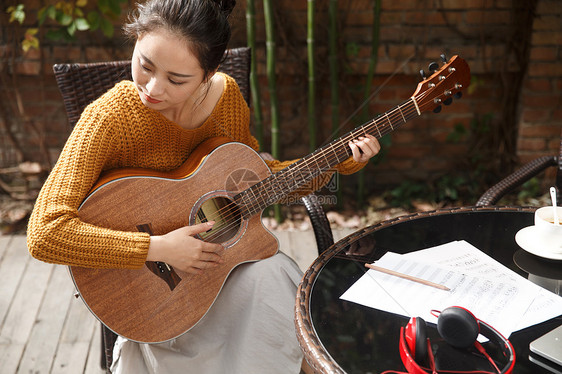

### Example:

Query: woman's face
xmin=131 ymin=28 xmax=207 ymax=114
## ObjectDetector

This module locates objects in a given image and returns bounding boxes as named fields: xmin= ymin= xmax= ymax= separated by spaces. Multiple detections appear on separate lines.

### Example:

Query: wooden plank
xmin=275 ymin=228 xmax=358 ymax=272
xmin=84 ymin=324 xmax=105 ymax=374
xmin=0 ymin=236 xmax=31 ymax=329
xmin=0 ymin=235 xmax=12 ymax=258
xmin=0 ymin=243 xmax=53 ymax=373
xmin=286 ymin=231 xmax=318 ymax=272
xmin=51 ymin=294 xmax=99 ymax=373
xmin=332 ymin=228 xmax=356 ymax=242
xmin=0 ymin=343 xmax=25 ymax=374
xmin=17 ymin=264 xmax=74 ymax=374
xmin=0 ymin=255 xmax=53 ymax=345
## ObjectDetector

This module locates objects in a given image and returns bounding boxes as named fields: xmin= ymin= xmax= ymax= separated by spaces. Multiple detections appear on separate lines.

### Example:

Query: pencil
xmin=364 ymin=263 xmax=451 ymax=291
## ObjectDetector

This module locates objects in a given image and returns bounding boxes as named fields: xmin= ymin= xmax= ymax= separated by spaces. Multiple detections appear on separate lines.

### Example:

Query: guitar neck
xmin=236 ymin=97 xmax=421 ymax=216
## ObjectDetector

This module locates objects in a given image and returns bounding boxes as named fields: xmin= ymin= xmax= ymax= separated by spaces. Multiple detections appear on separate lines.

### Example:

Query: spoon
xmin=550 ymin=187 xmax=559 ymax=225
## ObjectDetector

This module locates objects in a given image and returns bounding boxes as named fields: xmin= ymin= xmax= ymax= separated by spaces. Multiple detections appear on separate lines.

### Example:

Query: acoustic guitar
xmin=71 ymin=55 xmax=470 ymax=343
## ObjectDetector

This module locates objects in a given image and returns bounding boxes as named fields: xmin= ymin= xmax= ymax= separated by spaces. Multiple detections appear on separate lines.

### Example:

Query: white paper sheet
xmin=340 ymin=241 xmax=562 ymax=338
xmin=404 ymin=240 xmax=562 ymax=330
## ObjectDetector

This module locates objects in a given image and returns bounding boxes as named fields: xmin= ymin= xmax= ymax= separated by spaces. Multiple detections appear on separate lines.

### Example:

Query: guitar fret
xmin=330 ymin=143 xmax=342 ymax=164
xmin=374 ymin=119 xmax=382 ymax=138
xmin=385 ymin=113 xmax=394 ymax=130
xmin=411 ymin=96 xmax=421 ymax=115
xmin=398 ymin=103 xmax=407 ymax=123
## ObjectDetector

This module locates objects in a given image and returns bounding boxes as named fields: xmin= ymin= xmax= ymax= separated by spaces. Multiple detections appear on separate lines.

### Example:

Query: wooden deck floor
xmin=0 ymin=229 xmax=354 ymax=374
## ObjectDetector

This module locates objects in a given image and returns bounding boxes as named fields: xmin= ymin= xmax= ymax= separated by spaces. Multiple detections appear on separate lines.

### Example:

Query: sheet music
xmin=340 ymin=241 xmax=562 ymax=338
xmin=404 ymin=240 xmax=562 ymax=330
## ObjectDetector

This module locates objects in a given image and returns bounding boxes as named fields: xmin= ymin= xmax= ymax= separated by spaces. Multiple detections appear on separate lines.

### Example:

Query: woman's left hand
xmin=348 ymin=134 xmax=381 ymax=163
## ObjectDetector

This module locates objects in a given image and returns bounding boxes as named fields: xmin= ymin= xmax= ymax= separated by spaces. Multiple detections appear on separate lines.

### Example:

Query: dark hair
xmin=124 ymin=0 xmax=236 ymax=78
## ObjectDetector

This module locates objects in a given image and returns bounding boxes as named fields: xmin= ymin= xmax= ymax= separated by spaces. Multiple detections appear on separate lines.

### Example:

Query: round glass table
xmin=295 ymin=206 xmax=562 ymax=373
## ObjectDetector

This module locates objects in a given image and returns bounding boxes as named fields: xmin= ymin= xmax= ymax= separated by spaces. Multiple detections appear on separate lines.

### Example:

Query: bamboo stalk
xmin=328 ymin=0 xmax=343 ymax=208
xmin=262 ymin=0 xmax=279 ymax=157
xmin=246 ymin=0 xmax=264 ymax=146
xmin=357 ymin=0 xmax=382 ymax=207
xmin=262 ymin=0 xmax=282 ymax=222
xmin=307 ymin=0 xmax=316 ymax=152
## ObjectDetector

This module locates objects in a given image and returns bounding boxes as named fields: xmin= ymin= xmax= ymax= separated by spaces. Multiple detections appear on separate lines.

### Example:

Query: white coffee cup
xmin=534 ymin=206 xmax=562 ymax=253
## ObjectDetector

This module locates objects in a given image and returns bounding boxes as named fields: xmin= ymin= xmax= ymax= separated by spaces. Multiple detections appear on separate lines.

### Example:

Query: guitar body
xmin=71 ymin=138 xmax=278 ymax=343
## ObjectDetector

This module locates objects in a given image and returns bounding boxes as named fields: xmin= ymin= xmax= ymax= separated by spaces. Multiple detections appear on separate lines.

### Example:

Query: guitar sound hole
xmin=194 ymin=196 xmax=242 ymax=244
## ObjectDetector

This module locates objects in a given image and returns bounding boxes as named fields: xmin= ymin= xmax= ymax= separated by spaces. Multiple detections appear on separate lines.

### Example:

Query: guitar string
xmin=201 ymin=100 xmax=420 ymax=224
xmin=199 ymin=87 xmax=447 ymax=243
xmin=198 ymin=87 xmax=450 ymax=243
xmin=237 ymin=102 xmax=417 ymax=216
xmin=243 ymin=98 xmax=421 ymax=210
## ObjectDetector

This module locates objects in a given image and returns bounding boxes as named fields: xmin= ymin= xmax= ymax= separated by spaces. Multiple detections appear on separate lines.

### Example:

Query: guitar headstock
xmin=412 ymin=55 xmax=471 ymax=114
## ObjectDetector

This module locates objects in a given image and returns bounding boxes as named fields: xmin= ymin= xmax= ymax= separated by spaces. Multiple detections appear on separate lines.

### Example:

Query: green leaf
xmin=107 ymin=0 xmax=123 ymax=16
xmin=8 ymin=4 xmax=26 ymax=24
xmin=38 ymin=6 xmax=50 ymax=25
xmin=25 ymin=28 xmax=39 ymax=36
xmin=75 ymin=17 xmax=90 ymax=31
xmin=99 ymin=16 xmax=114 ymax=38
xmin=45 ymin=28 xmax=67 ymax=41
xmin=55 ymin=11 xmax=73 ymax=26
xmin=67 ymin=21 xmax=77 ymax=36
xmin=22 ymin=36 xmax=39 ymax=52
xmin=46 ymin=4 xmax=57 ymax=20
xmin=97 ymin=0 xmax=110 ymax=14
xmin=87 ymin=11 xmax=100 ymax=30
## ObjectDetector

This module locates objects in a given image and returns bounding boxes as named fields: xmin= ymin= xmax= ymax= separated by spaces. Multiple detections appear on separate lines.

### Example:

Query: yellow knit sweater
xmin=27 ymin=73 xmax=364 ymax=269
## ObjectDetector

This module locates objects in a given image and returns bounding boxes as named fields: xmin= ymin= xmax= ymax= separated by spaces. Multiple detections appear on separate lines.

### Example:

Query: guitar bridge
xmin=137 ymin=223 xmax=182 ymax=291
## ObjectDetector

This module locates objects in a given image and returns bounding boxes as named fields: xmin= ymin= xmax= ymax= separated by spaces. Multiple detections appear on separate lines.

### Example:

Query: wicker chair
xmin=476 ymin=131 xmax=562 ymax=206
xmin=53 ymin=47 xmax=334 ymax=372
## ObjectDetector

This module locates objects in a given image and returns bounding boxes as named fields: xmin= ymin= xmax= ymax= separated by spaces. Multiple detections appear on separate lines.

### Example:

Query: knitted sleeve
xmin=27 ymin=86 xmax=150 ymax=269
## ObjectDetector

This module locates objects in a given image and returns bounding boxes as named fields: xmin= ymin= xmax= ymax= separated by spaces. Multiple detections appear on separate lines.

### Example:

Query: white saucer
xmin=515 ymin=226 xmax=562 ymax=261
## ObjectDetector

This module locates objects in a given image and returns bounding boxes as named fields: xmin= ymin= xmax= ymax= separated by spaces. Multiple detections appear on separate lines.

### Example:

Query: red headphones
xmin=399 ymin=306 xmax=515 ymax=374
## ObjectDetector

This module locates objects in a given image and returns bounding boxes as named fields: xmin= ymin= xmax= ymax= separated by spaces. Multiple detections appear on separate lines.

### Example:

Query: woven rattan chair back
xmin=53 ymin=47 xmax=251 ymax=128
xmin=476 ymin=131 xmax=562 ymax=206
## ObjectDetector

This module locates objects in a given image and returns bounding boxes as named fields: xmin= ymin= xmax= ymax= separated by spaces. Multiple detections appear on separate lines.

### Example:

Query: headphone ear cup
xmin=437 ymin=307 xmax=479 ymax=349
xmin=406 ymin=317 xmax=429 ymax=367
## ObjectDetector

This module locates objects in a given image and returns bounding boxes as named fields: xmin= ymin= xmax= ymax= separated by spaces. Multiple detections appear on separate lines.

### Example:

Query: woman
xmin=27 ymin=0 xmax=380 ymax=372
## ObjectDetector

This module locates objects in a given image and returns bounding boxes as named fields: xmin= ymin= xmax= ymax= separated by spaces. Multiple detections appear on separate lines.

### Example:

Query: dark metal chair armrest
xmin=101 ymin=325 xmax=118 ymax=372
xmin=476 ymin=155 xmax=558 ymax=206
xmin=259 ymin=152 xmax=334 ymax=254
xmin=301 ymin=194 xmax=334 ymax=253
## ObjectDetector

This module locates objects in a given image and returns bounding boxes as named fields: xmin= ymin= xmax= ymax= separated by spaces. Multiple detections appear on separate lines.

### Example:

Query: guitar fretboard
xmin=234 ymin=97 xmax=421 ymax=217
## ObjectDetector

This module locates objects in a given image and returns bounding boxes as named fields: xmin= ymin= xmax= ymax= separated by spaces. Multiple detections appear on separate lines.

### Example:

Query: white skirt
xmin=111 ymin=252 xmax=304 ymax=374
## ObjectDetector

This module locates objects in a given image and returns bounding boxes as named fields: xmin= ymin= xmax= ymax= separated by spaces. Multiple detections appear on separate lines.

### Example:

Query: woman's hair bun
xmin=212 ymin=0 xmax=236 ymax=16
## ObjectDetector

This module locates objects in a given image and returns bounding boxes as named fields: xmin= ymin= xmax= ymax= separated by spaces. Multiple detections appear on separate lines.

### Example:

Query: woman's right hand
xmin=147 ymin=221 xmax=225 ymax=274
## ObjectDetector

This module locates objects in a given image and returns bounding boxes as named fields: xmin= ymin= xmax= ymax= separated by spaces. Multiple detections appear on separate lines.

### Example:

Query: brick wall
xmin=518 ymin=0 xmax=562 ymax=174
xmin=1 ymin=0 xmax=560 ymax=201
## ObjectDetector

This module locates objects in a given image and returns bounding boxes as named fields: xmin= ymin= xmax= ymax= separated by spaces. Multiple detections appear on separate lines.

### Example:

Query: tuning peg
xmin=454 ymin=92 xmax=462 ymax=99
xmin=428 ymin=61 xmax=439 ymax=73
xmin=433 ymin=106 xmax=442 ymax=113
xmin=443 ymin=97 xmax=453 ymax=106
xmin=440 ymin=54 xmax=447 ymax=63
xmin=419 ymin=69 xmax=427 ymax=80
